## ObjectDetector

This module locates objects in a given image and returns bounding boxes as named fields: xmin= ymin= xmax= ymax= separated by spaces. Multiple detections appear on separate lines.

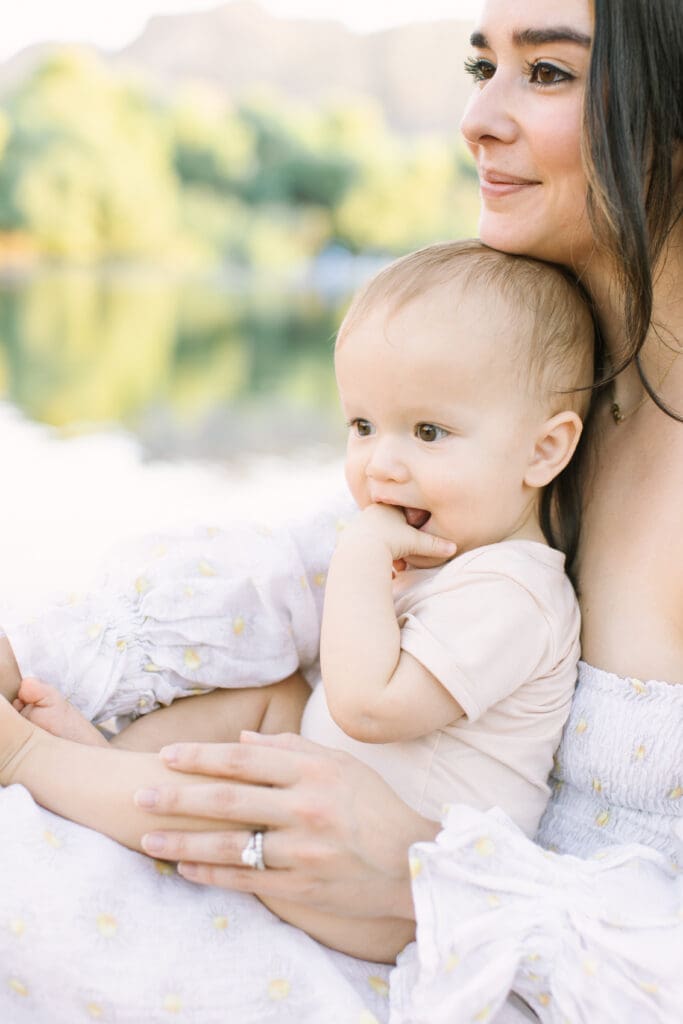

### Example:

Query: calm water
xmin=0 ymin=266 xmax=356 ymax=461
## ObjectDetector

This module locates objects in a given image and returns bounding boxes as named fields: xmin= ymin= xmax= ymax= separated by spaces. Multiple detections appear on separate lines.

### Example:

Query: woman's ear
xmin=524 ymin=411 xmax=583 ymax=489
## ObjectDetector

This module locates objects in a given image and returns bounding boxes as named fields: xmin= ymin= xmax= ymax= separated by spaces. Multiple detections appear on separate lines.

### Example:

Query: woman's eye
xmin=464 ymin=56 xmax=496 ymax=82
xmin=415 ymin=423 xmax=447 ymax=443
xmin=350 ymin=418 xmax=374 ymax=437
xmin=526 ymin=61 xmax=572 ymax=86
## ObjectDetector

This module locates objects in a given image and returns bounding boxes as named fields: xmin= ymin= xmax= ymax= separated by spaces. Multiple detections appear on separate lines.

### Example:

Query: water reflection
xmin=0 ymin=268 xmax=350 ymax=459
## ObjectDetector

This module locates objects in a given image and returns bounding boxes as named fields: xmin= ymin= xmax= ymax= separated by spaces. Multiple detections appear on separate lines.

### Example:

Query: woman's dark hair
xmin=584 ymin=0 xmax=683 ymax=415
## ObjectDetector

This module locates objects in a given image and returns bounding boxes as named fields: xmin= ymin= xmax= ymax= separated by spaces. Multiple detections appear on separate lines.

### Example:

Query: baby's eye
xmin=464 ymin=56 xmax=496 ymax=82
xmin=415 ymin=423 xmax=448 ymax=443
xmin=349 ymin=418 xmax=375 ymax=437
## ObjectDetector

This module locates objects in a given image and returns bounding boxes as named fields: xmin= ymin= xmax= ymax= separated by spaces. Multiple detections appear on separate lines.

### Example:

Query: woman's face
xmin=460 ymin=0 xmax=594 ymax=269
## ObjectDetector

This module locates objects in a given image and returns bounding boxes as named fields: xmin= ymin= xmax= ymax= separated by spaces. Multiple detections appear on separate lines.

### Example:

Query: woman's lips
xmin=479 ymin=170 xmax=540 ymax=199
xmin=403 ymin=507 xmax=431 ymax=529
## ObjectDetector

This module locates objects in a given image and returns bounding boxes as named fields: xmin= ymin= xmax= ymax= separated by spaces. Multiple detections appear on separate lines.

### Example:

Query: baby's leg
xmin=0 ymin=636 xmax=21 ymax=702
xmin=0 ymin=672 xmax=309 ymax=854
xmin=14 ymin=673 xmax=310 ymax=754
xmin=110 ymin=672 xmax=310 ymax=751
xmin=0 ymin=695 xmax=239 ymax=852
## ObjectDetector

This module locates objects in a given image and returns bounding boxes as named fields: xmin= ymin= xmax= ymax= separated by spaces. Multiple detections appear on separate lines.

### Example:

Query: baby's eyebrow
xmin=470 ymin=27 xmax=591 ymax=49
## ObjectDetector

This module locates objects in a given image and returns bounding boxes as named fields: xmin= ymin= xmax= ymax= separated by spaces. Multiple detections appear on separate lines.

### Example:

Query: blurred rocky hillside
xmin=0 ymin=2 xmax=475 ymax=136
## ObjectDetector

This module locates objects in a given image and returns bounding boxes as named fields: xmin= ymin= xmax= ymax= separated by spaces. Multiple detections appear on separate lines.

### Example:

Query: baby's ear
xmin=524 ymin=411 xmax=583 ymax=489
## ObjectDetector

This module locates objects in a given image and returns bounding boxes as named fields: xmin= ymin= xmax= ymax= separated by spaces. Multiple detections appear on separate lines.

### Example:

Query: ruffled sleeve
xmin=3 ymin=491 xmax=356 ymax=724
xmin=390 ymin=805 xmax=683 ymax=1024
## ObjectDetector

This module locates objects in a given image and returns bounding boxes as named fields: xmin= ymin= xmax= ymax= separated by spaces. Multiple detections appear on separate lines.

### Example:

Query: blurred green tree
xmin=0 ymin=50 xmax=480 ymax=267
xmin=0 ymin=51 xmax=180 ymax=260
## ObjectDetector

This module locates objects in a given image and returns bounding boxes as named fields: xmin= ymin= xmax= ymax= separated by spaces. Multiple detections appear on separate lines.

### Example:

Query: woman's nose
xmin=460 ymin=75 xmax=519 ymax=149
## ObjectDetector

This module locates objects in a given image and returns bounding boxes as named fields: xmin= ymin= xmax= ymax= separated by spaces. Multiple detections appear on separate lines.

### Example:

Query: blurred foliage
xmin=0 ymin=50 xmax=480 ymax=453
xmin=0 ymin=50 xmax=479 ymax=267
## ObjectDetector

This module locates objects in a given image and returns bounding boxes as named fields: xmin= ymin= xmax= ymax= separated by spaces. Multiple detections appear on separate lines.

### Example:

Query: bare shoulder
xmin=578 ymin=411 xmax=683 ymax=681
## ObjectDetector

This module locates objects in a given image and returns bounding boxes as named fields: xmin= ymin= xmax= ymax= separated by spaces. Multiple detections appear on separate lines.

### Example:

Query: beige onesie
xmin=301 ymin=539 xmax=580 ymax=835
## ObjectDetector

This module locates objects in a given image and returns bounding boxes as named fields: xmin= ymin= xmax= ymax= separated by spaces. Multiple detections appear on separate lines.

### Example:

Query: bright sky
xmin=1 ymin=1 xmax=484 ymax=62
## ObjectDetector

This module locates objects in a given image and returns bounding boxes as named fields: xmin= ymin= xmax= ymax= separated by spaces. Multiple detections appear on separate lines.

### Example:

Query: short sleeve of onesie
xmin=399 ymin=563 xmax=559 ymax=723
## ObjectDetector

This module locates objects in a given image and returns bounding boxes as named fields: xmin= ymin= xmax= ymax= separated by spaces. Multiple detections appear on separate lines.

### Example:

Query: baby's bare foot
xmin=15 ymin=678 xmax=108 ymax=747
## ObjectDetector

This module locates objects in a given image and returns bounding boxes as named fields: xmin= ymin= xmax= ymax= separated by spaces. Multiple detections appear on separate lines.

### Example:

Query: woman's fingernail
xmin=141 ymin=833 xmax=165 ymax=855
xmin=134 ymin=788 xmax=159 ymax=809
xmin=160 ymin=745 xmax=179 ymax=764
xmin=178 ymin=862 xmax=198 ymax=880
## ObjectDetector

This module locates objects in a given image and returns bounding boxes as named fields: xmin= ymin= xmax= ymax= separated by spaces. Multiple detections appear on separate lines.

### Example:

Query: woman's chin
xmin=478 ymin=211 xmax=593 ymax=270
xmin=478 ymin=216 xmax=543 ymax=258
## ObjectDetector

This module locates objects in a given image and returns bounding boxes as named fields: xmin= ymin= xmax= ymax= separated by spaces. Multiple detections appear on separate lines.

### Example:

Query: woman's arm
xmin=321 ymin=504 xmax=459 ymax=742
xmin=1 ymin=697 xmax=431 ymax=961
xmin=136 ymin=732 xmax=682 ymax=1007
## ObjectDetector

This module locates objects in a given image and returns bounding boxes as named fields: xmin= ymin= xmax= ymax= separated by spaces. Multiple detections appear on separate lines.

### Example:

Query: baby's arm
xmin=321 ymin=504 xmax=461 ymax=743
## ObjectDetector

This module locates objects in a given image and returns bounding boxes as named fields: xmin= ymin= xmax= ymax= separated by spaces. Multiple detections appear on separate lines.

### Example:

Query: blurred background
xmin=0 ymin=0 xmax=482 ymax=602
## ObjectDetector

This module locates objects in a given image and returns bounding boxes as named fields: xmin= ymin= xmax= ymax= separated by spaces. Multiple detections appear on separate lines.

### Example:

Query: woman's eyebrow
xmin=470 ymin=27 xmax=592 ymax=49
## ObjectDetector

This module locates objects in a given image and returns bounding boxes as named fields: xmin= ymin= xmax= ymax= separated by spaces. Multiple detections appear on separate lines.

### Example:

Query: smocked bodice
xmin=537 ymin=661 xmax=683 ymax=864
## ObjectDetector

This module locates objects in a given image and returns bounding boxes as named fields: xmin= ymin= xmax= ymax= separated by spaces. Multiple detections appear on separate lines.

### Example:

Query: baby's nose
xmin=366 ymin=439 xmax=409 ymax=483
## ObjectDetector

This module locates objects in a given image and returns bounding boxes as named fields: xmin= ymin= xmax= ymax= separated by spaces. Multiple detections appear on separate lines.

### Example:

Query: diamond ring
xmin=240 ymin=829 xmax=266 ymax=870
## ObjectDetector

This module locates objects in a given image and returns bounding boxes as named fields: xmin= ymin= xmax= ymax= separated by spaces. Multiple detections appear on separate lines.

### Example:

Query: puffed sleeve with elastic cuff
xmin=3 ymin=490 xmax=357 ymax=724
xmin=389 ymin=805 xmax=683 ymax=1024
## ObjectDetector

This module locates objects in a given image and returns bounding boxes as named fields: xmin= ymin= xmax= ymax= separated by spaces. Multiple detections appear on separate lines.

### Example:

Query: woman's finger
xmin=141 ymin=826 xmax=291 ymax=869
xmin=176 ymin=862 xmax=303 ymax=900
xmin=238 ymin=729 xmax=347 ymax=756
xmin=135 ymin=779 xmax=295 ymax=826
xmin=141 ymin=828 xmax=251 ymax=864
xmin=159 ymin=736 xmax=307 ymax=785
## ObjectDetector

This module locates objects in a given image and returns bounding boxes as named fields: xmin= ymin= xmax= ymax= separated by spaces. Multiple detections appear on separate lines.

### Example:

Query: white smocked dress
xmin=0 ymin=495 xmax=681 ymax=1024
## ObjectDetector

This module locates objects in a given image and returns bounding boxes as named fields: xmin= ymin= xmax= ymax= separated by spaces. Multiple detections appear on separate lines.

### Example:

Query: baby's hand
xmin=346 ymin=504 xmax=457 ymax=570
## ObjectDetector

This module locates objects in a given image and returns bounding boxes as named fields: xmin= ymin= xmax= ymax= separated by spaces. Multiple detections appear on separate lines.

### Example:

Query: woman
xmin=0 ymin=0 xmax=681 ymax=1021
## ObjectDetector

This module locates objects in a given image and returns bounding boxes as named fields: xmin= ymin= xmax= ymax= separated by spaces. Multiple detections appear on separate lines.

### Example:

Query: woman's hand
xmin=136 ymin=731 xmax=439 ymax=920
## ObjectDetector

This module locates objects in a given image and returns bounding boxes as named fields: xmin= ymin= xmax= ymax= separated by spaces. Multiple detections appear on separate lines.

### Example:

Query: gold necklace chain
xmin=611 ymin=348 xmax=680 ymax=424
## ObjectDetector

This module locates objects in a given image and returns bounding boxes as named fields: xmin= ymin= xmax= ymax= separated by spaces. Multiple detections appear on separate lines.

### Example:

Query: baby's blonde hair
xmin=337 ymin=239 xmax=597 ymax=417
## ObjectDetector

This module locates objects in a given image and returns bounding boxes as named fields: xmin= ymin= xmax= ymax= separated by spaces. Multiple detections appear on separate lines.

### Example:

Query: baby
xmin=0 ymin=240 xmax=595 ymax=960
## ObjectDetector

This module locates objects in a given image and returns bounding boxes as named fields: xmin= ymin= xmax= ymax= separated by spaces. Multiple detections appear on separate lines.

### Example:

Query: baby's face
xmin=335 ymin=282 xmax=545 ymax=554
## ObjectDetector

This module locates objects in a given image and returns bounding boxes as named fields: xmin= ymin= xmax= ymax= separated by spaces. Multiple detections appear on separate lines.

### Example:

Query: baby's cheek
xmin=343 ymin=460 xmax=365 ymax=506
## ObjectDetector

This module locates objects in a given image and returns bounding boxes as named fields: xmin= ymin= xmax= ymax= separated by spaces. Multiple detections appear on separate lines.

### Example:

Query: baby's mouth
xmin=402 ymin=507 xmax=431 ymax=530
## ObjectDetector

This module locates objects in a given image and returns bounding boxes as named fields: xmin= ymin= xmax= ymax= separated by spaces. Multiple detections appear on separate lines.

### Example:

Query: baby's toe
xmin=17 ymin=676 xmax=61 ymax=707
